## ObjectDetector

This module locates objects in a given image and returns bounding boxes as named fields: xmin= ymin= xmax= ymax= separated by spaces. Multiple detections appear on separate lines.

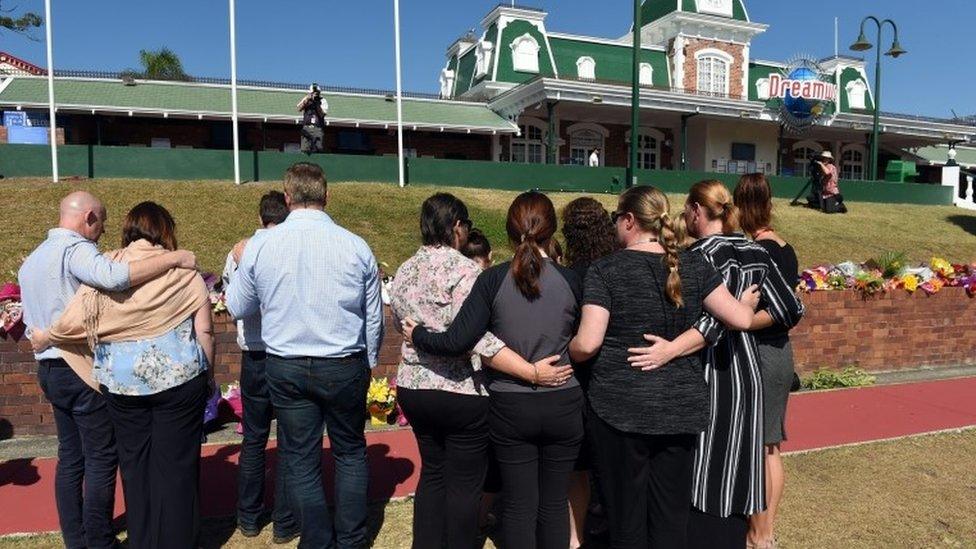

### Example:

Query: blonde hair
xmin=617 ymin=186 xmax=684 ymax=308
xmin=687 ymin=179 xmax=740 ymax=235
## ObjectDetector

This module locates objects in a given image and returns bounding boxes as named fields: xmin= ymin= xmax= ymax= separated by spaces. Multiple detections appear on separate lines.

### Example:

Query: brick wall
xmin=3 ymin=290 xmax=975 ymax=437
xmin=681 ymin=38 xmax=745 ymax=98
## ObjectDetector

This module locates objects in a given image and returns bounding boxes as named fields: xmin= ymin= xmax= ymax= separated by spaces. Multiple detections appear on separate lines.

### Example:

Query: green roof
xmin=0 ymin=76 xmax=517 ymax=133
xmin=549 ymin=37 xmax=670 ymax=88
xmin=911 ymin=145 xmax=976 ymax=167
xmin=640 ymin=0 xmax=749 ymax=26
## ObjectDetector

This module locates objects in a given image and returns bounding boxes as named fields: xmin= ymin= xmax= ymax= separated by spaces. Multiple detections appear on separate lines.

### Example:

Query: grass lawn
xmin=2 ymin=178 xmax=976 ymax=278
xmin=2 ymin=429 xmax=974 ymax=548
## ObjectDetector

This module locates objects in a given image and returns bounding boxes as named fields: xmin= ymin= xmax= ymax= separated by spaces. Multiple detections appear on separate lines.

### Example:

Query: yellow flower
xmin=901 ymin=275 xmax=918 ymax=293
xmin=931 ymin=257 xmax=953 ymax=277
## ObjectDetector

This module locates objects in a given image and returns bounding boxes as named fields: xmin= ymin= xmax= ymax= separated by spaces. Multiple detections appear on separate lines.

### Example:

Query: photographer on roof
xmin=298 ymin=83 xmax=329 ymax=153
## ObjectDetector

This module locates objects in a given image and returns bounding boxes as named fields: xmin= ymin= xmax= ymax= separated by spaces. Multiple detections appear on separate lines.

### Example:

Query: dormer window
xmin=474 ymin=40 xmax=494 ymax=79
xmin=511 ymin=33 xmax=540 ymax=73
xmin=846 ymin=79 xmax=868 ymax=110
xmin=576 ymin=56 xmax=596 ymax=80
xmin=695 ymin=49 xmax=733 ymax=96
xmin=639 ymin=63 xmax=653 ymax=86
xmin=697 ymin=0 xmax=733 ymax=18
xmin=439 ymin=68 xmax=456 ymax=98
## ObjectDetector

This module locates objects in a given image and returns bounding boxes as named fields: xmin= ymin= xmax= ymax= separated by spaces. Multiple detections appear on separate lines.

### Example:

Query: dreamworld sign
xmin=772 ymin=57 xmax=838 ymax=132
xmin=767 ymin=73 xmax=837 ymax=102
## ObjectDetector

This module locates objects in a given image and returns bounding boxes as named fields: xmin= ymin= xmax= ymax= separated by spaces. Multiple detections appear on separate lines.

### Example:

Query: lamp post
xmin=626 ymin=0 xmax=640 ymax=188
xmin=850 ymin=16 xmax=906 ymax=181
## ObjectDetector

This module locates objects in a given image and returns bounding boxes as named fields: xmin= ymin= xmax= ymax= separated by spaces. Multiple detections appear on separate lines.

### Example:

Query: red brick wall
xmin=681 ymin=38 xmax=745 ymax=98
xmin=3 ymin=291 xmax=975 ymax=437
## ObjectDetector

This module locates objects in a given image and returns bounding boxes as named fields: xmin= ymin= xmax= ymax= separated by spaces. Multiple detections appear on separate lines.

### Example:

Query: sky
xmin=2 ymin=0 xmax=973 ymax=118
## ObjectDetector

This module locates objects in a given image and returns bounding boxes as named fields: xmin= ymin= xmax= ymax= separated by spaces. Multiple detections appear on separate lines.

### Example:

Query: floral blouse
xmin=93 ymin=317 xmax=208 ymax=396
xmin=389 ymin=246 xmax=505 ymax=396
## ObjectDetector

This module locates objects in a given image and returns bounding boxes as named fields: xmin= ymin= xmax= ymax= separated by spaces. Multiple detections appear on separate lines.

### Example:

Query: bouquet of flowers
xmin=201 ymin=272 xmax=228 ymax=314
xmin=0 ymin=283 xmax=25 ymax=341
xmin=799 ymin=255 xmax=976 ymax=298
xmin=366 ymin=377 xmax=397 ymax=426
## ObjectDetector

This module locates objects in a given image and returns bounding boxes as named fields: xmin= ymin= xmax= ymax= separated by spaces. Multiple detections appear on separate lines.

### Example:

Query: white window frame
xmin=439 ymin=68 xmax=456 ymax=99
xmin=841 ymin=144 xmax=866 ymax=180
xmin=511 ymin=33 xmax=541 ymax=74
xmin=474 ymin=40 xmax=494 ymax=79
xmin=695 ymin=49 xmax=733 ymax=97
xmin=639 ymin=62 xmax=654 ymax=86
xmin=511 ymin=119 xmax=547 ymax=164
xmin=576 ymin=56 xmax=596 ymax=81
xmin=626 ymin=128 xmax=665 ymax=170
xmin=792 ymin=140 xmax=823 ymax=178
xmin=846 ymin=79 xmax=868 ymax=110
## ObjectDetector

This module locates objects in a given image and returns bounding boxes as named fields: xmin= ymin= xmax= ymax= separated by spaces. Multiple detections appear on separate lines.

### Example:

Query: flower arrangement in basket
xmin=366 ymin=377 xmax=397 ymax=426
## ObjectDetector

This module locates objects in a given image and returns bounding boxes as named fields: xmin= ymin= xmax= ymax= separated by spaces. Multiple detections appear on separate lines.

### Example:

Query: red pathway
xmin=1 ymin=376 xmax=975 ymax=536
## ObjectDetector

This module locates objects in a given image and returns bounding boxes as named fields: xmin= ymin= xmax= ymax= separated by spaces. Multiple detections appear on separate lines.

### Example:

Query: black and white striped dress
xmin=690 ymin=234 xmax=805 ymax=517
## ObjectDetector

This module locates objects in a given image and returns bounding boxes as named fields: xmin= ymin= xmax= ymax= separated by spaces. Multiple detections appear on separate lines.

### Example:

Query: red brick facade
xmin=680 ymin=38 xmax=745 ymax=98
xmin=3 ymin=291 xmax=975 ymax=437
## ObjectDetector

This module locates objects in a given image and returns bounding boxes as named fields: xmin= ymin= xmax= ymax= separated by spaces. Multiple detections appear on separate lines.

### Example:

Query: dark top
xmin=753 ymin=240 xmax=799 ymax=344
xmin=568 ymin=261 xmax=594 ymax=389
xmin=412 ymin=259 xmax=581 ymax=393
xmin=302 ymin=97 xmax=325 ymax=128
xmin=584 ymin=249 xmax=723 ymax=435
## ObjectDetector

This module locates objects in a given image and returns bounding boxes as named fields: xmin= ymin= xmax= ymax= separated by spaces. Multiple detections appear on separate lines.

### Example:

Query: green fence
xmin=0 ymin=143 xmax=953 ymax=206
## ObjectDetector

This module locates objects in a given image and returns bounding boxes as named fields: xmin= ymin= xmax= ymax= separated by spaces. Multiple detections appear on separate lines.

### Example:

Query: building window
xmin=841 ymin=146 xmax=865 ymax=180
xmin=439 ymin=68 xmax=456 ymax=98
xmin=696 ymin=50 xmax=731 ymax=96
xmin=512 ymin=123 xmax=545 ymax=164
xmin=511 ymin=33 xmax=540 ymax=73
xmin=792 ymin=142 xmax=822 ymax=178
xmin=846 ymin=79 xmax=868 ymax=110
xmin=569 ymin=129 xmax=603 ymax=165
xmin=639 ymin=63 xmax=653 ymax=86
xmin=576 ymin=56 xmax=596 ymax=81
xmin=474 ymin=40 xmax=494 ymax=79
xmin=637 ymin=133 xmax=659 ymax=170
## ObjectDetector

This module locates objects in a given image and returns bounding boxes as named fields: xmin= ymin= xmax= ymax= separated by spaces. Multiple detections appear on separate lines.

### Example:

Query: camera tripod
xmin=790 ymin=176 xmax=822 ymax=208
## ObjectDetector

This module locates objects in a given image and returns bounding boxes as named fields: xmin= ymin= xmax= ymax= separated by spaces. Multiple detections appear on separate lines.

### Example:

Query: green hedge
xmin=0 ymin=144 xmax=952 ymax=206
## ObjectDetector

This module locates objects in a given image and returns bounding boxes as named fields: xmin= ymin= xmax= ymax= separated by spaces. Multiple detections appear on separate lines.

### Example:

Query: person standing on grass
xmin=226 ymin=162 xmax=384 ymax=549
xmin=388 ymin=193 xmax=507 ymax=548
xmin=569 ymin=186 xmax=760 ymax=548
xmin=404 ymin=191 xmax=583 ymax=549
xmin=559 ymin=196 xmax=618 ymax=549
xmin=681 ymin=180 xmax=804 ymax=549
xmin=734 ymin=173 xmax=802 ymax=549
xmin=222 ymin=191 xmax=299 ymax=543
xmin=18 ymin=191 xmax=196 ymax=549
xmin=32 ymin=202 xmax=215 ymax=549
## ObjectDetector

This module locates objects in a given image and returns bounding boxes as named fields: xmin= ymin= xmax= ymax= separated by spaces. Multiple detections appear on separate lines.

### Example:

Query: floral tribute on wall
xmin=799 ymin=254 xmax=976 ymax=298
xmin=0 ymin=283 xmax=25 ymax=341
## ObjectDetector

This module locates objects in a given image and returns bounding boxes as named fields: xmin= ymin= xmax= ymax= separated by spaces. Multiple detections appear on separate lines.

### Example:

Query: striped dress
xmin=690 ymin=234 xmax=805 ymax=517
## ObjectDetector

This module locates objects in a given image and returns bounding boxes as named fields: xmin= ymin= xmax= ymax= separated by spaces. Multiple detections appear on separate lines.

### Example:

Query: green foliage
xmin=867 ymin=250 xmax=908 ymax=278
xmin=0 ymin=2 xmax=42 ymax=40
xmin=802 ymin=367 xmax=876 ymax=390
xmin=137 ymin=47 xmax=189 ymax=81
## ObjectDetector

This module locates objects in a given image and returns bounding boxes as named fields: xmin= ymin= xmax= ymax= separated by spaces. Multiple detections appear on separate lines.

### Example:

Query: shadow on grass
xmin=947 ymin=214 xmax=976 ymax=237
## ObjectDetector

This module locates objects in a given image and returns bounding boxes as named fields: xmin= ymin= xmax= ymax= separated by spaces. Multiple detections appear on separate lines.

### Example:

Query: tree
xmin=0 ymin=1 xmax=42 ymax=40
xmin=138 ymin=47 xmax=189 ymax=81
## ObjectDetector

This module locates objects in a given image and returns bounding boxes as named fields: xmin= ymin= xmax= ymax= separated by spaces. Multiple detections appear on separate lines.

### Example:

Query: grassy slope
xmin=2 ymin=178 xmax=976 ymax=278
xmin=3 ymin=429 xmax=974 ymax=548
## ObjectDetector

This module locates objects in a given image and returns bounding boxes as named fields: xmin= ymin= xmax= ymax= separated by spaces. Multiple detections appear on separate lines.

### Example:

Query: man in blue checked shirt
xmin=226 ymin=162 xmax=384 ymax=549
xmin=18 ymin=191 xmax=197 ymax=549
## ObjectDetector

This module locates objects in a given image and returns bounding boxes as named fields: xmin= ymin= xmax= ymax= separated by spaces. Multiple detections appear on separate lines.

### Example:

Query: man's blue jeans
xmin=237 ymin=350 xmax=298 ymax=537
xmin=37 ymin=359 xmax=118 ymax=549
xmin=266 ymin=354 xmax=370 ymax=549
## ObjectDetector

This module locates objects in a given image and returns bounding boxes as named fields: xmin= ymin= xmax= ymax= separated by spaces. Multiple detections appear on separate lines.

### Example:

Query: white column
xmin=393 ymin=0 xmax=406 ymax=188
xmin=229 ymin=0 xmax=241 ymax=184
xmin=44 ymin=0 xmax=58 ymax=183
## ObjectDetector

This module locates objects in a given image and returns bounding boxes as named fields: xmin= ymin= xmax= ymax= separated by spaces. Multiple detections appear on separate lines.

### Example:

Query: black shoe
xmin=272 ymin=530 xmax=301 ymax=544
xmin=238 ymin=524 xmax=261 ymax=538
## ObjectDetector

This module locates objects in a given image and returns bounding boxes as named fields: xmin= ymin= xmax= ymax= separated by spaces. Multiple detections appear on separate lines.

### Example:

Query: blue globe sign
xmin=768 ymin=58 xmax=837 ymax=131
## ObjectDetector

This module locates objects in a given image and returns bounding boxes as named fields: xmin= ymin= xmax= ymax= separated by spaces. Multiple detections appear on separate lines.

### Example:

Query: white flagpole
xmin=834 ymin=17 xmax=839 ymax=57
xmin=229 ymin=0 xmax=241 ymax=185
xmin=394 ymin=0 xmax=405 ymax=188
xmin=44 ymin=0 xmax=58 ymax=183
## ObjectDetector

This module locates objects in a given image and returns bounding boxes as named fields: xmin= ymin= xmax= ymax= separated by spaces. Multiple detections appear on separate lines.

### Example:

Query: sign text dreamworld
xmin=768 ymin=73 xmax=837 ymax=102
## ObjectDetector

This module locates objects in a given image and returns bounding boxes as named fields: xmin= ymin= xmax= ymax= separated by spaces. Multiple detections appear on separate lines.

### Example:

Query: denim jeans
xmin=37 ymin=359 xmax=118 ymax=549
xmin=266 ymin=354 xmax=370 ymax=549
xmin=237 ymin=350 xmax=298 ymax=537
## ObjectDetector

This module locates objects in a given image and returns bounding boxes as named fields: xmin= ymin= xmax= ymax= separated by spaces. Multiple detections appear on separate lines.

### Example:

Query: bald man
xmin=17 ymin=191 xmax=196 ymax=549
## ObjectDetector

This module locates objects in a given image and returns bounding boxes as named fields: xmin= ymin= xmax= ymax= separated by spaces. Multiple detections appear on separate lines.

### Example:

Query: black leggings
xmin=397 ymin=387 xmax=489 ymax=549
xmin=589 ymin=412 xmax=697 ymax=549
xmin=490 ymin=387 xmax=584 ymax=549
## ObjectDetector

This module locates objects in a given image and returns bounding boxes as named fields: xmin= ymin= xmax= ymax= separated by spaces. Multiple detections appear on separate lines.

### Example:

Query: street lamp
xmin=850 ymin=16 xmax=906 ymax=181
xmin=626 ymin=0 xmax=640 ymax=188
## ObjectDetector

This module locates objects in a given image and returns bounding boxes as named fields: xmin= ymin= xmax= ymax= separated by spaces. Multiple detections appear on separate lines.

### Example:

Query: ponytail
xmin=506 ymin=192 xmax=557 ymax=301
xmin=617 ymin=186 xmax=684 ymax=308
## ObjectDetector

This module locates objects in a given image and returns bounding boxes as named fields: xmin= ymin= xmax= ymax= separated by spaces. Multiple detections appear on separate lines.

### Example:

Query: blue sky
xmin=2 ymin=0 xmax=972 ymax=117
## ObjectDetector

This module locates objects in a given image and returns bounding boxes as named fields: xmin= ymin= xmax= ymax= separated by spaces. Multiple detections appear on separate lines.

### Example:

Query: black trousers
xmin=397 ymin=387 xmax=489 ymax=549
xmin=490 ymin=387 xmax=584 ymax=549
xmin=589 ymin=412 xmax=697 ymax=549
xmin=686 ymin=508 xmax=748 ymax=549
xmin=37 ymin=359 xmax=118 ymax=549
xmin=104 ymin=374 xmax=209 ymax=549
